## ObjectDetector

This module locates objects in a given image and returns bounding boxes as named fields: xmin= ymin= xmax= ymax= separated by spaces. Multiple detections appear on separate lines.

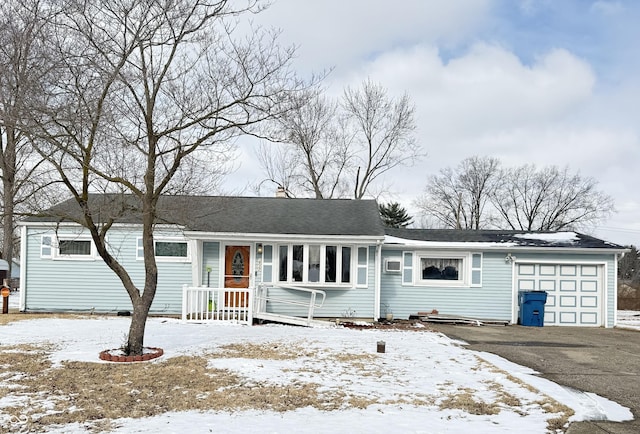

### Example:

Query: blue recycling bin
xmin=518 ymin=291 xmax=548 ymax=327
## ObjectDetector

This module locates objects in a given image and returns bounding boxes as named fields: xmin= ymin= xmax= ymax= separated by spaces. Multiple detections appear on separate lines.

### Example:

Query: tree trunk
xmin=1 ymin=128 xmax=16 ymax=279
xmin=126 ymin=298 xmax=151 ymax=355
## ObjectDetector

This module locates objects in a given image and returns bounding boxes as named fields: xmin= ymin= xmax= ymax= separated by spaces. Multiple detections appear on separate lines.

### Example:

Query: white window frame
xmin=52 ymin=235 xmax=96 ymax=261
xmin=356 ymin=246 xmax=368 ymax=288
xmin=40 ymin=235 xmax=53 ymax=258
xmin=384 ymin=258 xmax=402 ymax=273
xmin=137 ymin=237 xmax=191 ymax=263
xmin=275 ymin=243 xmax=356 ymax=287
xmin=415 ymin=252 xmax=470 ymax=287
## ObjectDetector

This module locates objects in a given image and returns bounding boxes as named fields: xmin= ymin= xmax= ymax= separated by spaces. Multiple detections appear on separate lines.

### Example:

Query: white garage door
xmin=516 ymin=263 xmax=603 ymax=326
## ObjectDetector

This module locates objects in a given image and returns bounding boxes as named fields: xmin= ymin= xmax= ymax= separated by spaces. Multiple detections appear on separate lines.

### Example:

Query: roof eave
xmin=183 ymin=231 xmax=385 ymax=244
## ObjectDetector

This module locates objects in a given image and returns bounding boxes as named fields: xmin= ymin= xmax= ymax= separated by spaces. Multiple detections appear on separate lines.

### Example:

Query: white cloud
xmin=341 ymin=43 xmax=595 ymax=145
xmin=253 ymin=0 xmax=493 ymax=74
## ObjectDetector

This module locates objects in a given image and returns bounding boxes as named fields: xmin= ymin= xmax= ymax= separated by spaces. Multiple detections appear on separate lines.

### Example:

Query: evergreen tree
xmin=619 ymin=245 xmax=640 ymax=284
xmin=380 ymin=202 xmax=413 ymax=228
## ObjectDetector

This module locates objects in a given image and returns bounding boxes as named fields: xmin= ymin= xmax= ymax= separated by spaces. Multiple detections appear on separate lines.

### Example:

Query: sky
xmin=220 ymin=0 xmax=640 ymax=247
xmin=0 ymin=314 xmax=635 ymax=432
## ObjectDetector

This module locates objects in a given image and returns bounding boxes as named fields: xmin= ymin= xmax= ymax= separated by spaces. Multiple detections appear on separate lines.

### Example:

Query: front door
xmin=224 ymin=245 xmax=250 ymax=307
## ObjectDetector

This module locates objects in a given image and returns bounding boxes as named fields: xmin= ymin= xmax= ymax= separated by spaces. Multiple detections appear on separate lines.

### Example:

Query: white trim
xmin=374 ymin=241 xmax=382 ymax=320
xmin=191 ymin=240 xmax=203 ymax=287
xmin=356 ymin=246 xmax=369 ymax=287
xmin=137 ymin=236 xmax=192 ymax=263
xmin=19 ymin=226 xmax=27 ymax=311
xmin=52 ymin=235 xmax=97 ymax=261
xmin=185 ymin=231 xmax=384 ymax=245
xmin=512 ymin=259 xmax=608 ymax=327
xmin=273 ymin=242 xmax=358 ymax=288
xmin=220 ymin=243 xmax=254 ymax=289
xmin=413 ymin=251 xmax=471 ymax=287
xmin=384 ymin=258 xmax=402 ymax=273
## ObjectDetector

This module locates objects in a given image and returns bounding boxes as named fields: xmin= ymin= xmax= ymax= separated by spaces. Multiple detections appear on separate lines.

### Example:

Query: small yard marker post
xmin=1 ymin=285 xmax=9 ymax=314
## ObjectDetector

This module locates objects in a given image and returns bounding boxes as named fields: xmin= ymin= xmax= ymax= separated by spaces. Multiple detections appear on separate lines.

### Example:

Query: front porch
xmin=181 ymin=284 xmax=329 ymax=327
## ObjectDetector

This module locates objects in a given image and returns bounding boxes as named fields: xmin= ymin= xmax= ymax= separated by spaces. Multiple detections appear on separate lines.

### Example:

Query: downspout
xmin=374 ymin=239 xmax=382 ymax=321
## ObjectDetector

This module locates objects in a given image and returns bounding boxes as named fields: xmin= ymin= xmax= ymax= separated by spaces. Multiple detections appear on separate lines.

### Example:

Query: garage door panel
xmin=560 ymin=295 xmax=577 ymax=307
xmin=540 ymin=280 xmax=555 ymax=291
xmin=518 ymin=264 xmax=535 ymax=275
xmin=560 ymin=311 xmax=577 ymax=324
xmin=544 ymin=311 xmax=556 ymax=323
xmin=560 ymin=265 xmax=577 ymax=276
xmin=546 ymin=294 xmax=556 ymax=307
xmin=540 ymin=265 xmax=556 ymax=275
xmin=580 ymin=312 xmax=598 ymax=324
xmin=516 ymin=263 xmax=603 ymax=326
xmin=518 ymin=279 xmax=535 ymax=291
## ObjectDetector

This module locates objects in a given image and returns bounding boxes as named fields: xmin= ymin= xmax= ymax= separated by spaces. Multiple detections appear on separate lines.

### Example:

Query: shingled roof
xmin=23 ymin=194 xmax=385 ymax=237
xmin=385 ymin=228 xmax=625 ymax=250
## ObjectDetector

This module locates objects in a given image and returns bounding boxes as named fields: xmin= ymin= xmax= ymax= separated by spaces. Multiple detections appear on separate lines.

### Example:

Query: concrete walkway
xmin=429 ymin=324 xmax=640 ymax=434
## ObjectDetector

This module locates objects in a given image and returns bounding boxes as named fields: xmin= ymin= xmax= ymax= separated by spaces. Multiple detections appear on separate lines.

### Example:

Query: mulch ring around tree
xmin=99 ymin=347 xmax=164 ymax=362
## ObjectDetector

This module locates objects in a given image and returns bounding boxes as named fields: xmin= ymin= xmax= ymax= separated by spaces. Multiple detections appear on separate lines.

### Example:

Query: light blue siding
xmin=380 ymin=248 xmax=618 ymax=326
xmin=380 ymin=250 xmax=512 ymax=320
xmin=23 ymin=227 xmax=193 ymax=314
xmin=201 ymin=242 xmax=220 ymax=288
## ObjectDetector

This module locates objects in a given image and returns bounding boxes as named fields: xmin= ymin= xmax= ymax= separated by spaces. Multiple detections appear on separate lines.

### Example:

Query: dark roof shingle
xmin=25 ymin=194 xmax=385 ymax=237
xmin=385 ymin=228 xmax=625 ymax=250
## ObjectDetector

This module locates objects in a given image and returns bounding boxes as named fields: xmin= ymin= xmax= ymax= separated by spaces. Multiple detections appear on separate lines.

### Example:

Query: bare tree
xmin=0 ymin=0 xmax=61 ymax=276
xmin=257 ymin=89 xmax=351 ymax=198
xmin=418 ymin=156 xmax=614 ymax=231
xmin=31 ymin=0 xmax=304 ymax=355
xmin=343 ymin=79 xmax=421 ymax=199
xmin=491 ymin=164 xmax=614 ymax=231
xmin=258 ymin=79 xmax=422 ymax=199
xmin=416 ymin=156 xmax=500 ymax=229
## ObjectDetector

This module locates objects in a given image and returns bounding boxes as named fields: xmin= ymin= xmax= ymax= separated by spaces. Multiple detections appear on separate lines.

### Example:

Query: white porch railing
xmin=182 ymin=285 xmax=253 ymax=325
xmin=181 ymin=284 xmax=328 ymax=327
xmin=254 ymin=284 xmax=327 ymax=327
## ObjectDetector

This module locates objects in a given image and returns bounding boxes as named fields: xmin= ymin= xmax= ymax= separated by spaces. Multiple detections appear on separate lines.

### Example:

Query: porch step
xmin=254 ymin=312 xmax=333 ymax=328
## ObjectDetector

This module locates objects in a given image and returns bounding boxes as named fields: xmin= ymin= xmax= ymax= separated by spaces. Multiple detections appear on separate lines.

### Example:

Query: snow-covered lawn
xmin=0 ymin=315 xmax=632 ymax=433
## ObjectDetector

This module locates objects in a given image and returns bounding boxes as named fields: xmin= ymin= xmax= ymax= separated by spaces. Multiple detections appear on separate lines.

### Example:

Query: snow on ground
xmin=0 ymin=314 xmax=633 ymax=434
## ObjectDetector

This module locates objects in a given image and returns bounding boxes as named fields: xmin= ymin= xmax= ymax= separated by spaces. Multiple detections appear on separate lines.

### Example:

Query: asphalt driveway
xmin=429 ymin=324 xmax=640 ymax=434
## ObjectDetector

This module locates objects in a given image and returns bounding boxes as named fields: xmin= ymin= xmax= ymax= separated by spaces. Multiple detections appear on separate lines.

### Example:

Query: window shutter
xmin=136 ymin=237 xmax=144 ymax=260
xmin=471 ymin=253 xmax=482 ymax=287
xmin=41 ymin=235 xmax=52 ymax=258
xmin=262 ymin=244 xmax=273 ymax=283
xmin=402 ymin=252 xmax=413 ymax=284
xmin=356 ymin=247 xmax=368 ymax=286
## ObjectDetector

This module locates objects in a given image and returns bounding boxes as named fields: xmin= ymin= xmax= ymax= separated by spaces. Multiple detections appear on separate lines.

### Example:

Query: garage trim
xmin=511 ymin=259 xmax=608 ymax=327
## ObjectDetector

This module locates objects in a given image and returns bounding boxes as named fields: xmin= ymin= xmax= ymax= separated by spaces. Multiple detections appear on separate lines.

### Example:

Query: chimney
xmin=276 ymin=187 xmax=287 ymax=198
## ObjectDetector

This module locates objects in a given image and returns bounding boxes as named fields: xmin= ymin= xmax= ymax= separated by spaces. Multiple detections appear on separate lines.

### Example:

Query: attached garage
xmin=516 ymin=262 xmax=604 ymax=326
